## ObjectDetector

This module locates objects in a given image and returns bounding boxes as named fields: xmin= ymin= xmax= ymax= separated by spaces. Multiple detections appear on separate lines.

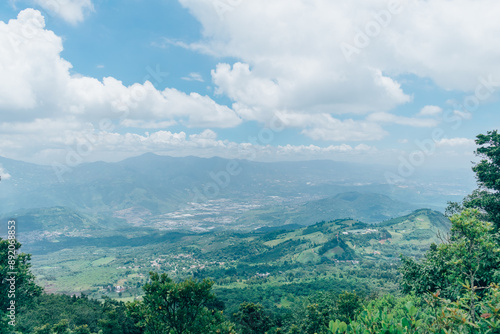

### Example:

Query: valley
xmin=0 ymin=154 xmax=476 ymax=330
xmin=16 ymin=208 xmax=449 ymax=315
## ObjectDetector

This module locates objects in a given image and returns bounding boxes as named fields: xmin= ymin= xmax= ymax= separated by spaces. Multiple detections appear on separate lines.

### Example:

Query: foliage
xmin=0 ymin=238 xmax=42 ymax=332
xmin=326 ymin=284 xmax=500 ymax=333
xmin=8 ymin=129 xmax=500 ymax=333
xmin=233 ymin=302 xmax=275 ymax=334
xmin=0 ymin=238 xmax=42 ymax=308
xmin=128 ymin=272 xmax=236 ymax=334
xmin=327 ymin=299 xmax=425 ymax=334
xmin=400 ymin=209 xmax=500 ymax=300
xmin=283 ymin=291 xmax=363 ymax=333
xmin=448 ymin=130 xmax=500 ymax=229
xmin=15 ymin=292 xmax=138 ymax=334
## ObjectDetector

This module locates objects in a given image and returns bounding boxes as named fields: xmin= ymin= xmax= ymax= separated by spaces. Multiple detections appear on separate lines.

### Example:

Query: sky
xmin=0 ymin=0 xmax=499 ymax=178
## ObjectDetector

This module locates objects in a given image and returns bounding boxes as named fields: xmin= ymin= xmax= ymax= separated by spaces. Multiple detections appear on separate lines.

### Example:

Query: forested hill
xmin=1 ymin=207 xmax=454 ymax=333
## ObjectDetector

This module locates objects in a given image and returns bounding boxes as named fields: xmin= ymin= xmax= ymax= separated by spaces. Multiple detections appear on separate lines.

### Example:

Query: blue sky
xmin=0 ymin=0 xmax=499 ymax=178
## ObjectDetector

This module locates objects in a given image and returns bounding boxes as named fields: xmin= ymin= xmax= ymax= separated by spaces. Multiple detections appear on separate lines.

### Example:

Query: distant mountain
xmin=1 ymin=206 xmax=128 ymax=234
xmin=0 ymin=154 xmax=385 ymax=214
xmin=0 ymin=154 xmax=474 ymax=229
xmin=299 ymin=192 xmax=417 ymax=223
xmin=235 ymin=191 xmax=417 ymax=228
xmin=2 ymin=206 xmax=98 ymax=233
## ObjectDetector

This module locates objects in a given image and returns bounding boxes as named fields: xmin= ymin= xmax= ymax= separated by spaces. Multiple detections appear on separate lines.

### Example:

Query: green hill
xmin=378 ymin=208 xmax=451 ymax=245
xmin=22 ymin=208 xmax=450 ymax=302
xmin=235 ymin=191 xmax=416 ymax=228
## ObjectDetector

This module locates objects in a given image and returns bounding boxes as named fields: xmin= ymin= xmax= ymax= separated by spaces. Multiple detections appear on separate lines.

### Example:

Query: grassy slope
xmin=28 ymin=209 xmax=449 ymax=303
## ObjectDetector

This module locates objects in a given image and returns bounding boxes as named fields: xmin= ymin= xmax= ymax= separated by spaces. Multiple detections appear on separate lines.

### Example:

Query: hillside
xmin=24 ymin=209 xmax=450 ymax=301
xmin=235 ymin=191 xmax=416 ymax=227
xmin=379 ymin=208 xmax=451 ymax=245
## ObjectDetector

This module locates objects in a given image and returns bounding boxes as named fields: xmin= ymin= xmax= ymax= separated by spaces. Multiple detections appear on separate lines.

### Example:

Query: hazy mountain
xmin=0 ymin=154 xmax=474 ymax=227
xmin=235 ymin=191 xmax=418 ymax=227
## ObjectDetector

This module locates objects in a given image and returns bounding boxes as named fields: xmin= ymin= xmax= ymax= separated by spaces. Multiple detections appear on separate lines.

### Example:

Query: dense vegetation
xmin=1 ymin=130 xmax=500 ymax=333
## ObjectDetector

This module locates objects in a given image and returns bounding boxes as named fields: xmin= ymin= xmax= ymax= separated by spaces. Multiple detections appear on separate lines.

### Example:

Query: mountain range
xmin=0 ymin=153 xmax=474 ymax=225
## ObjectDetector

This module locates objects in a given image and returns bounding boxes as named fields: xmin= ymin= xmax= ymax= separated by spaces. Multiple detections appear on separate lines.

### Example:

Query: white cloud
xmin=0 ymin=120 xmax=379 ymax=165
xmin=0 ymin=9 xmax=241 ymax=129
xmin=367 ymin=112 xmax=439 ymax=127
xmin=120 ymin=119 xmax=178 ymax=129
xmin=274 ymin=143 xmax=377 ymax=160
xmin=436 ymin=138 xmax=475 ymax=147
xmin=271 ymin=112 xmax=387 ymax=141
xmin=33 ymin=0 xmax=94 ymax=24
xmin=0 ymin=4 xmax=492 ymax=167
xmin=211 ymin=60 xmax=410 ymax=123
xmin=418 ymin=105 xmax=442 ymax=117
xmin=181 ymin=72 xmax=204 ymax=82
xmin=301 ymin=118 xmax=386 ymax=142
xmin=0 ymin=116 xmax=473 ymax=170
xmin=0 ymin=166 xmax=11 ymax=180
xmin=452 ymin=110 xmax=473 ymax=120
xmin=178 ymin=0 xmax=500 ymax=125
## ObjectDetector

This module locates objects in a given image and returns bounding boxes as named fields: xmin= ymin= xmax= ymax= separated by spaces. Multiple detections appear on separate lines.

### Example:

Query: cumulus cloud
xmin=0 ymin=122 xmax=380 ymax=166
xmin=175 ymin=0 xmax=417 ymax=136
xmin=0 ymin=166 xmax=11 ymax=180
xmin=294 ymin=114 xmax=387 ymax=141
xmin=452 ymin=110 xmax=473 ymax=120
xmin=0 ymin=3 xmax=493 ymax=166
xmin=436 ymin=138 xmax=475 ymax=147
xmin=418 ymin=106 xmax=443 ymax=117
xmin=181 ymin=72 xmax=204 ymax=82
xmin=0 ymin=9 xmax=241 ymax=128
xmin=178 ymin=0 xmax=500 ymax=128
xmin=33 ymin=0 xmax=94 ymax=24
xmin=367 ymin=112 xmax=439 ymax=127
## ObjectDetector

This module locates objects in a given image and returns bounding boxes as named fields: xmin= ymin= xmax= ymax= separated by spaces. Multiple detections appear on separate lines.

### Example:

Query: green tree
xmin=52 ymin=319 xmax=70 ymax=334
xmin=303 ymin=303 xmax=328 ymax=334
xmin=0 ymin=238 xmax=42 ymax=331
xmin=33 ymin=324 xmax=52 ymax=334
xmin=128 ymin=272 xmax=236 ymax=334
xmin=333 ymin=292 xmax=362 ymax=324
xmin=98 ymin=297 xmax=141 ymax=334
xmin=233 ymin=302 xmax=274 ymax=334
xmin=448 ymin=130 xmax=500 ymax=229
xmin=400 ymin=209 xmax=500 ymax=304
xmin=73 ymin=324 xmax=92 ymax=334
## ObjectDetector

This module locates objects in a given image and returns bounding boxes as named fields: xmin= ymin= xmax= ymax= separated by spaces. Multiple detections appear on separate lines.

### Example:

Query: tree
xmin=400 ymin=209 xmax=500 ymax=304
xmin=128 ymin=272 xmax=236 ymax=334
xmin=52 ymin=319 xmax=70 ymax=334
xmin=285 ymin=291 xmax=362 ymax=334
xmin=233 ymin=302 xmax=274 ymax=334
xmin=0 ymin=238 xmax=42 ymax=331
xmin=98 ymin=297 xmax=141 ymax=334
xmin=73 ymin=324 xmax=92 ymax=334
xmin=334 ymin=292 xmax=362 ymax=324
xmin=473 ymin=130 xmax=500 ymax=192
xmin=447 ymin=130 xmax=500 ymax=229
